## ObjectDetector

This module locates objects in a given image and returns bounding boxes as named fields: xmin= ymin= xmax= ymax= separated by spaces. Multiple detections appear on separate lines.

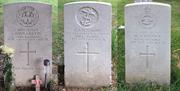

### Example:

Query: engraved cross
xmin=77 ymin=42 xmax=99 ymax=72
xmin=19 ymin=42 xmax=36 ymax=65
xmin=139 ymin=45 xmax=155 ymax=68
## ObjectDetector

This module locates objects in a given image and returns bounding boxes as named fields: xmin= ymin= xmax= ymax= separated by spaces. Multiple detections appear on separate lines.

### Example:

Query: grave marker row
xmin=3 ymin=1 xmax=171 ymax=87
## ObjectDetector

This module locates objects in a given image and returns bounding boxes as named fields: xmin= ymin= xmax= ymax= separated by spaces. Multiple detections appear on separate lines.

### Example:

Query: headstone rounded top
xmin=64 ymin=1 xmax=112 ymax=29
xmin=4 ymin=2 xmax=52 ymax=28
xmin=64 ymin=1 xmax=111 ymax=6
xmin=125 ymin=2 xmax=171 ymax=8
xmin=3 ymin=2 xmax=51 ymax=7
xmin=134 ymin=0 xmax=153 ymax=3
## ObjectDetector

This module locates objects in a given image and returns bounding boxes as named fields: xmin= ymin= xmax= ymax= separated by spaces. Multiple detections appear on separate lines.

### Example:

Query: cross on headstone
xmin=31 ymin=75 xmax=42 ymax=91
xmin=77 ymin=42 xmax=99 ymax=72
xmin=19 ymin=42 xmax=36 ymax=65
xmin=139 ymin=45 xmax=155 ymax=68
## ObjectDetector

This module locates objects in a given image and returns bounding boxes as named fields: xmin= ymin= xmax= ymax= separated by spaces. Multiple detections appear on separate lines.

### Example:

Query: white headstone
xmin=4 ymin=2 xmax=52 ymax=86
xmin=125 ymin=2 xmax=171 ymax=85
xmin=64 ymin=1 xmax=112 ymax=87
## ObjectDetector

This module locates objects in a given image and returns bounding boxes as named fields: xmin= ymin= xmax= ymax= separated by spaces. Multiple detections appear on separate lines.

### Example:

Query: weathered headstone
xmin=135 ymin=0 xmax=152 ymax=2
xmin=64 ymin=1 xmax=112 ymax=87
xmin=4 ymin=2 xmax=52 ymax=86
xmin=125 ymin=2 xmax=171 ymax=85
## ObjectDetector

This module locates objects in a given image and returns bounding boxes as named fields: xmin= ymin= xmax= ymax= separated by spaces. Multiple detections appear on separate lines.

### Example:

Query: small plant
xmin=48 ymin=79 xmax=59 ymax=91
xmin=0 ymin=45 xmax=14 ymax=91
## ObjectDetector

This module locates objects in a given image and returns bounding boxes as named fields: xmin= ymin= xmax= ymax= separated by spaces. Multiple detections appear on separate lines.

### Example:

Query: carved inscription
xmin=66 ymin=28 xmax=109 ymax=41
xmin=11 ymin=28 xmax=39 ymax=40
xmin=76 ymin=7 xmax=98 ymax=28
xmin=139 ymin=7 xmax=157 ymax=29
xmin=7 ymin=6 xmax=49 ymax=41
xmin=128 ymin=31 xmax=166 ymax=44
xmin=17 ymin=6 xmax=39 ymax=27
xmin=76 ymin=42 xmax=99 ymax=72
xmin=19 ymin=42 xmax=36 ymax=65
xmin=7 ymin=28 xmax=48 ymax=41
xmin=139 ymin=45 xmax=156 ymax=68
